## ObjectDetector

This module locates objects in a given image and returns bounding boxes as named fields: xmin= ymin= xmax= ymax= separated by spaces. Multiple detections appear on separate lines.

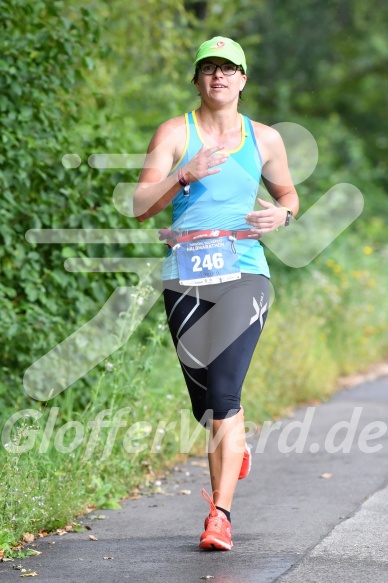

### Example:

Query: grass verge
xmin=1 ymin=236 xmax=387 ymax=555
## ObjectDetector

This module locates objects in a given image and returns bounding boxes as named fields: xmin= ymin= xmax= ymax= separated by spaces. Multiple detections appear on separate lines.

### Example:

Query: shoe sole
xmin=199 ymin=536 xmax=233 ymax=551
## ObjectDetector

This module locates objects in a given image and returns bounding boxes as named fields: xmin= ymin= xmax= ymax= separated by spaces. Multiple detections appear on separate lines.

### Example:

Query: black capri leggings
xmin=163 ymin=274 xmax=270 ymax=425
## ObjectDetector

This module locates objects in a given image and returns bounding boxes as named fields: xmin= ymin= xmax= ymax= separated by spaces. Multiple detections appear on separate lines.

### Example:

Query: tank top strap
xmin=244 ymin=116 xmax=263 ymax=167
xmin=186 ymin=110 xmax=204 ymax=158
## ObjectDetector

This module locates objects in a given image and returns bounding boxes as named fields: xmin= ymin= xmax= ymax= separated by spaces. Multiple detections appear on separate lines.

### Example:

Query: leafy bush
xmin=0 ymin=0 xmax=153 ymax=398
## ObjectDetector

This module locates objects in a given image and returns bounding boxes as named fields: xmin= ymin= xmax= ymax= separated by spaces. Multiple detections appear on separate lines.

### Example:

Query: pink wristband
xmin=178 ymin=167 xmax=189 ymax=187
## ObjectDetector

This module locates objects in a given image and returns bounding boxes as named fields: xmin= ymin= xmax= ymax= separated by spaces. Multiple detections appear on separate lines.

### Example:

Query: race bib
xmin=176 ymin=236 xmax=241 ymax=286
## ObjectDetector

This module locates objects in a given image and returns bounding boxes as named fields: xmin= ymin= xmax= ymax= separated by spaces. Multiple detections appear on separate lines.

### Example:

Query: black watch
xmin=284 ymin=209 xmax=293 ymax=227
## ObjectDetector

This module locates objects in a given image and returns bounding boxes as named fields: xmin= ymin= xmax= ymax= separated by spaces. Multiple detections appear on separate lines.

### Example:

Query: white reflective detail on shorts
xmin=167 ymin=285 xmax=194 ymax=323
xmin=181 ymin=363 xmax=207 ymax=391
xmin=170 ymin=286 xmax=208 ymax=369
xmin=176 ymin=286 xmax=200 ymax=338
xmin=249 ymin=296 xmax=260 ymax=325
xmin=249 ymin=297 xmax=268 ymax=329
xmin=259 ymin=302 xmax=268 ymax=329
xmin=178 ymin=339 xmax=208 ymax=369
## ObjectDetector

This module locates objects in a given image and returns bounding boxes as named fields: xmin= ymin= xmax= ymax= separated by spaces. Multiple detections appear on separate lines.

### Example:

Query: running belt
xmin=159 ymin=228 xmax=259 ymax=248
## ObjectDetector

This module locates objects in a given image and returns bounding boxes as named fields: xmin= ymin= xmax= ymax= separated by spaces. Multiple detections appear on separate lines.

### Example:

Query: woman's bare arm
xmin=133 ymin=118 xmax=184 ymax=222
xmin=134 ymin=117 xmax=229 ymax=222
xmin=245 ymin=125 xmax=299 ymax=233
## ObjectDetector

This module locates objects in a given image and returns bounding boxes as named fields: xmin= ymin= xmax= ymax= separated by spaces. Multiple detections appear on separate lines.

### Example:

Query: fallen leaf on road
xmin=56 ymin=529 xmax=67 ymax=536
xmin=129 ymin=495 xmax=142 ymax=500
xmin=179 ymin=489 xmax=191 ymax=495
xmin=320 ymin=472 xmax=333 ymax=479
xmin=13 ymin=565 xmax=23 ymax=570
xmin=71 ymin=523 xmax=87 ymax=533
xmin=89 ymin=535 xmax=98 ymax=541
xmin=190 ymin=461 xmax=207 ymax=468
xmin=200 ymin=577 xmax=215 ymax=580
xmin=37 ymin=531 xmax=48 ymax=538
xmin=65 ymin=524 xmax=73 ymax=532
xmin=3 ymin=558 xmax=14 ymax=562
xmin=84 ymin=525 xmax=92 ymax=531
xmin=103 ymin=556 xmax=113 ymax=560
xmin=23 ymin=533 xmax=35 ymax=543
xmin=28 ymin=551 xmax=42 ymax=557
xmin=90 ymin=515 xmax=106 ymax=520
xmin=0 ymin=549 xmax=4 ymax=561
xmin=20 ymin=573 xmax=39 ymax=577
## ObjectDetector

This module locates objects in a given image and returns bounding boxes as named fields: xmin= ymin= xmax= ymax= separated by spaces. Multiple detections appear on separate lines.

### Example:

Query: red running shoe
xmin=199 ymin=489 xmax=233 ymax=551
xmin=238 ymin=406 xmax=251 ymax=480
xmin=203 ymin=442 xmax=251 ymax=531
xmin=238 ymin=442 xmax=252 ymax=480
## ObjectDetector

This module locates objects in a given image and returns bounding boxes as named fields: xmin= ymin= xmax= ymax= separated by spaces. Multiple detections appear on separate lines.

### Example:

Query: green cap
xmin=193 ymin=36 xmax=247 ymax=74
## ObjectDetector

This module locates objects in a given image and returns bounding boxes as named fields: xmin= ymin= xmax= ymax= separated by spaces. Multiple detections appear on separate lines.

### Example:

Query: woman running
xmin=134 ymin=36 xmax=299 ymax=551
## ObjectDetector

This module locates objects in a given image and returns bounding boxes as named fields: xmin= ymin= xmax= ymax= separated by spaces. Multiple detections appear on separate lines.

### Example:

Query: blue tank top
xmin=162 ymin=110 xmax=270 ymax=280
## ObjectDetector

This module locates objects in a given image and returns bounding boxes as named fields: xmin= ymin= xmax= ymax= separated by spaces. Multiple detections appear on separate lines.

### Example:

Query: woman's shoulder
xmin=249 ymin=119 xmax=286 ymax=163
xmin=249 ymin=120 xmax=282 ymax=144
xmin=157 ymin=114 xmax=187 ymax=134
xmin=151 ymin=114 xmax=187 ymax=147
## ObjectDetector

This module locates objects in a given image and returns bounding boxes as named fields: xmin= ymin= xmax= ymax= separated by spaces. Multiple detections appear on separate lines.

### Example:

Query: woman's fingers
xmin=205 ymin=144 xmax=225 ymax=155
xmin=245 ymin=205 xmax=288 ymax=232
xmin=204 ymin=145 xmax=228 ymax=168
xmin=208 ymin=153 xmax=229 ymax=167
xmin=185 ymin=145 xmax=229 ymax=181
xmin=245 ymin=212 xmax=272 ymax=224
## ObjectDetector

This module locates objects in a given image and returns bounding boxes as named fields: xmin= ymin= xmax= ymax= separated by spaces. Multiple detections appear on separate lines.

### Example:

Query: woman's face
xmin=195 ymin=57 xmax=247 ymax=105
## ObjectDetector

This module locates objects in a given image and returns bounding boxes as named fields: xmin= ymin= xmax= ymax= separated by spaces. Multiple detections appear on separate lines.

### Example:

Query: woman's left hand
xmin=245 ymin=197 xmax=288 ymax=236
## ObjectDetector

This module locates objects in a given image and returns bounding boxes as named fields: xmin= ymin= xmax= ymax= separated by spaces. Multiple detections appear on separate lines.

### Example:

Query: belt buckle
xmin=176 ymin=229 xmax=189 ymax=237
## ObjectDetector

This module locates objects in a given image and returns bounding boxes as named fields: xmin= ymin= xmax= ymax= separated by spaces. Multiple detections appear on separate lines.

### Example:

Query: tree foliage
xmin=0 ymin=0 xmax=136 ymax=393
xmin=1 ymin=0 xmax=387 ymax=397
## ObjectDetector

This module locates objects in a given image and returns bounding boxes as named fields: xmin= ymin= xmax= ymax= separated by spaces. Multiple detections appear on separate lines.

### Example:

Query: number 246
xmin=192 ymin=252 xmax=224 ymax=272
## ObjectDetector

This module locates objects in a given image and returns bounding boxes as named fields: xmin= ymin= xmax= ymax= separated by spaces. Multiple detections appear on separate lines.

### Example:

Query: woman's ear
xmin=239 ymin=74 xmax=247 ymax=91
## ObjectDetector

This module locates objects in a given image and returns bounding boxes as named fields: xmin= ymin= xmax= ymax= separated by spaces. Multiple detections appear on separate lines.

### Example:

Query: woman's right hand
xmin=182 ymin=144 xmax=229 ymax=183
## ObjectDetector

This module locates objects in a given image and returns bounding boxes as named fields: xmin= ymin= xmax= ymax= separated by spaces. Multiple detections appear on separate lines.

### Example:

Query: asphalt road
xmin=1 ymin=375 xmax=388 ymax=582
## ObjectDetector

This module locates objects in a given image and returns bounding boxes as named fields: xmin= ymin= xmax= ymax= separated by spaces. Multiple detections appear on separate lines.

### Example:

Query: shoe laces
xmin=202 ymin=488 xmax=219 ymax=517
xmin=202 ymin=488 xmax=228 ymax=534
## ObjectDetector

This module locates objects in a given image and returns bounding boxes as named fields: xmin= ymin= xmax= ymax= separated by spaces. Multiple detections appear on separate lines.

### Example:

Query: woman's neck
xmin=195 ymin=105 xmax=241 ymax=138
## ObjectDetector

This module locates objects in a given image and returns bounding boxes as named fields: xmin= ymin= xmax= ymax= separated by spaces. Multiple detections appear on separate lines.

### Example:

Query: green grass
xmin=244 ymin=236 xmax=388 ymax=419
xmin=1 ymin=234 xmax=388 ymax=555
